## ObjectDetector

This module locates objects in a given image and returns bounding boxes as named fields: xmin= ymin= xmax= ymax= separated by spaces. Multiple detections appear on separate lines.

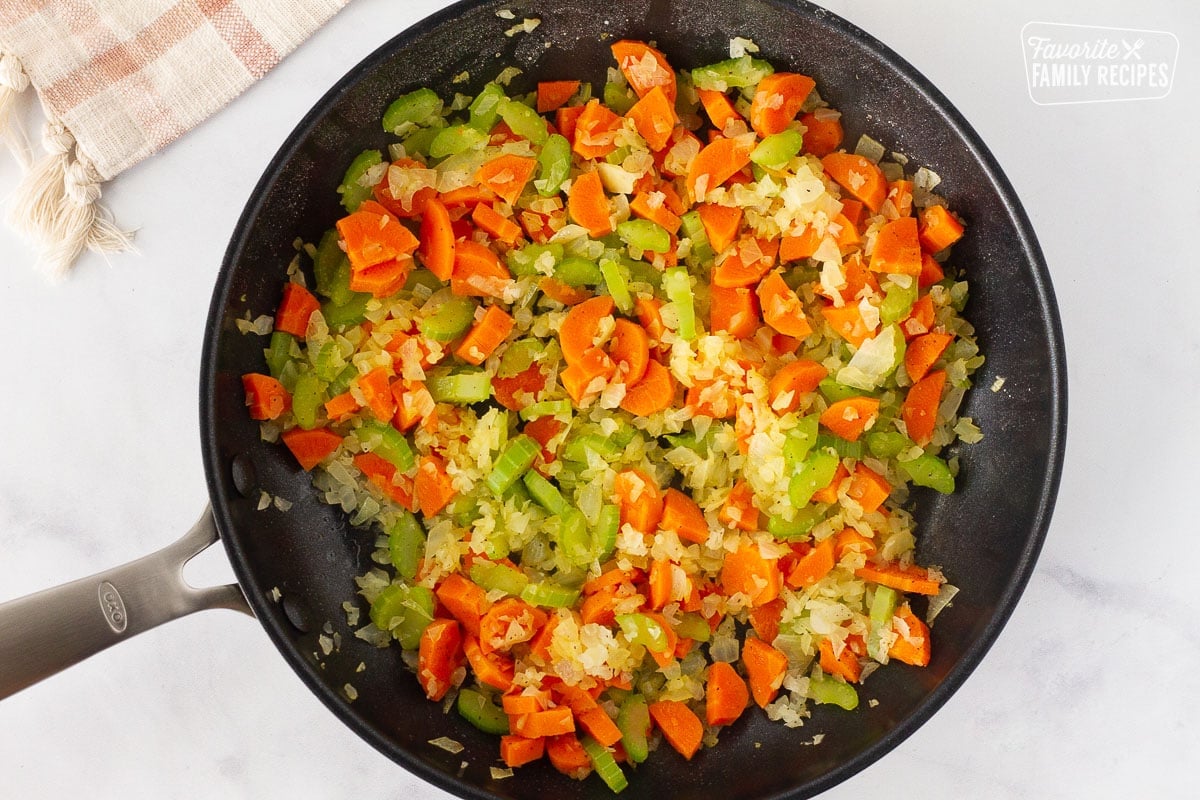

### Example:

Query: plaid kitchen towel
xmin=0 ymin=0 xmax=348 ymax=278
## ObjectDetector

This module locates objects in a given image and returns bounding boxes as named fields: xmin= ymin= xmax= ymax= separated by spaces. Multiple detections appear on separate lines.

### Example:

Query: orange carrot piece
xmin=902 ymin=369 xmax=946 ymax=446
xmin=609 ymin=318 xmax=650 ymax=385
xmin=821 ymin=152 xmax=887 ymax=213
xmin=347 ymin=256 xmax=412 ymax=298
xmin=918 ymin=205 xmax=965 ymax=253
xmin=337 ymin=205 xmax=420 ymax=273
xmin=500 ymin=734 xmax=546 ymax=768
xmin=720 ymin=537 xmax=780 ymax=607
xmin=856 ymin=562 xmax=942 ymax=595
xmin=418 ymin=197 xmax=455 ymax=280
xmin=502 ymin=690 xmax=550 ymax=716
xmin=660 ymin=488 xmax=709 ymax=544
xmin=242 ymin=373 xmax=291 ymax=420
xmin=567 ymin=169 xmax=613 ymax=238
xmin=687 ymin=136 xmax=754 ymax=202
xmin=685 ymin=379 xmax=738 ymax=419
xmin=514 ymin=707 xmax=576 ymax=739
xmin=648 ymin=700 xmax=703 ymax=760
xmin=748 ymin=597 xmax=784 ymax=645
xmin=492 ymin=362 xmax=546 ymax=411
xmin=555 ymin=104 xmax=585 ymax=145
xmin=578 ymin=706 xmax=623 ymax=747
xmin=918 ymin=252 xmax=945 ymax=289
xmin=417 ymin=618 xmax=462 ymax=702
xmin=799 ymin=111 xmax=843 ymax=158
xmin=560 ymin=295 xmax=615 ymax=365
xmin=709 ymin=281 xmax=761 ymax=339
xmin=451 ymin=239 xmax=513 ymax=299
xmin=537 ymin=80 xmax=580 ymax=113
xmin=696 ymin=203 xmax=743 ymax=254
xmin=630 ymin=191 xmax=682 ymax=235
xmin=463 ymin=633 xmax=515 ymax=691
xmin=527 ymin=612 xmax=559 ymax=664
xmin=648 ymin=557 xmax=673 ymax=610
xmin=438 ymin=184 xmax=496 ymax=209
xmin=818 ymin=637 xmax=862 ymax=683
xmin=785 ymin=536 xmax=836 ymax=588
xmin=742 ymin=636 xmax=789 ymax=708
xmin=819 ymin=302 xmax=873 ymax=348
xmin=635 ymin=296 xmax=666 ymax=347
xmin=436 ymin=573 xmax=490 ymax=637
xmin=712 ymin=237 xmax=779 ymax=288
xmin=539 ymin=276 xmax=593 ymax=306
xmin=619 ymin=358 xmax=675 ymax=416
xmin=612 ymin=468 xmax=664 ymax=535
xmin=832 ymin=213 xmax=861 ymax=254
xmin=610 ymin=40 xmax=677 ymax=103
xmin=869 ymin=216 xmax=922 ymax=277
xmin=479 ymin=597 xmax=546 ymax=655
xmin=780 ymin=225 xmax=821 ymax=261
xmin=810 ymin=461 xmax=849 ymax=505
xmin=697 ymin=89 xmax=743 ymax=134
xmin=719 ymin=480 xmax=760 ymax=532
xmin=524 ymin=415 xmax=563 ymax=463
xmin=560 ymin=346 xmax=615 ymax=405
xmin=889 ymin=603 xmax=932 ymax=666
xmin=583 ymin=566 xmax=642 ymax=595
xmin=819 ymin=396 xmax=881 ymax=442
xmin=833 ymin=527 xmax=878 ymax=561
xmin=415 ymin=453 xmax=456 ymax=518
xmin=357 ymin=366 xmax=395 ymax=422
xmin=749 ymin=72 xmax=815 ymax=137
xmin=888 ymin=179 xmax=914 ymax=217
xmin=471 ymin=202 xmax=524 ymax=246
xmin=280 ymin=427 xmax=341 ymax=470
xmin=572 ymin=98 xmax=622 ymax=160
xmin=846 ymin=463 xmax=891 ymax=515
xmin=768 ymin=359 xmax=827 ymax=414
xmin=455 ymin=304 xmax=516 ymax=366
xmin=474 ymin=154 xmax=537 ymax=206
xmin=546 ymin=732 xmax=592 ymax=777
xmin=353 ymin=452 xmax=415 ymax=510
xmin=905 ymin=331 xmax=954 ymax=383
xmin=580 ymin=586 xmax=623 ymax=626
xmin=275 ymin=283 xmax=321 ymax=337
xmin=839 ymin=199 xmax=865 ymax=230
xmin=705 ymin=661 xmax=750 ymax=727
xmin=758 ymin=272 xmax=812 ymax=338
xmin=626 ymin=85 xmax=678 ymax=152
xmin=901 ymin=294 xmax=936 ymax=340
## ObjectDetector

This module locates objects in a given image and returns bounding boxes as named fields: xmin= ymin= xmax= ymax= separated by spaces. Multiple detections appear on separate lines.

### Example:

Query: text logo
xmin=98 ymin=581 xmax=128 ymax=634
xmin=1022 ymin=22 xmax=1178 ymax=105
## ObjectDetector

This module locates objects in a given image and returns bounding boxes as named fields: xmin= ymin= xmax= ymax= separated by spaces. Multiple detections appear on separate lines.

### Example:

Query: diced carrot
xmin=696 ymin=203 xmax=743 ymax=254
xmin=527 ymin=612 xmax=559 ymax=664
xmin=242 ymin=373 xmax=291 ymax=420
xmin=474 ymin=154 xmax=537 ymax=206
xmin=500 ymin=734 xmax=545 ymax=768
xmin=697 ymin=89 xmax=743 ymax=134
xmin=415 ymin=453 xmax=456 ymax=518
xmin=336 ymin=204 xmax=420 ymax=273
xmin=799 ymin=111 xmax=843 ymax=158
xmin=819 ymin=396 xmax=881 ymax=442
xmin=810 ymin=461 xmax=849 ymax=505
xmin=869 ymin=216 xmax=922 ymax=277
xmin=660 ymin=488 xmax=709 ymax=544
xmin=280 ymin=427 xmax=341 ymax=470
xmin=463 ymin=633 xmax=515 ymax=691
xmin=839 ymin=199 xmax=865 ymax=230
xmin=417 ymin=618 xmax=462 ymax=701
xmin=546 ymin=732 xmax=592 ymax=778
xmin=749 ymin=72 xmax=815 ymax=137
xmin=523 ymin=415 xmax=563 ymax=463
xmin=610 ymin=40 xmax=677 ymax=103
xmin=578 ymin=706 xmax=623 ymax=747
xmin=714 ymin=236 xmax=779 ymax=287
xmin=502 ymin=689 xmax=550 ymax=716
xmin=902 ymin=369 xmax=946 ymax=446
xmin=323 ymin=390 xmax=360 ymax=422
xmin=833 ymin=527 xmax=877 ymax=561
xmin=347 ymin=256 xmax=412 ymax=298
xmin=710 ymin=281 xmax=761 ymax=339
xmin=742 ymin=636 xmax=789 ymax=708
xmin=918 ymin=252 xmax=945 ymax=289
xmin=418 ymin=197 xmax=455 ymax=280
xmin=492 ymin=362 xmax=546 ymax=411
xmin=685 ymin=379 xmax=738 ymax=419
xmin=560 ymin=346 xmax=615 ymax=405
xmin=648 ymin=557 xmax=673 ymax=610
xmin=567 ymin=169 xmax=613 ymax=238
xmin=438 ymin=185 xmax=496 ymax=209
xmin=539 ymin=276 xmax=592 ymax=306
xmin=648 ymin=700 xmax=703 ymax=760
xmin=436 ymin=573 xmax=490 ymax=637
xmin=555 ymin=104 xmax=585 ymax=145
xmin=687 ymin=136 xmax=754 ymax=202
xmin=619 ymin=359 xmax=675 ymax=416
xmin=275 ymin=283 xmax=321 ymax=337
xmin=768 ymin=359 xmax=827 ymax=414
xmin=821 ymin=152 xmax=887 ymax=213
xmin=572 ymin=98 xmax=622 ymax=160
xmin=626 ymin=85 xmax=678 ymax=152
xmin=513 ymin=706 xmax=576 ymax=739
xmin=705 ymin=661 xmax=749 ymax=727
xmin=451 ymin=239 xmax=513 ymax=299
xmin=888 ymin=179 xmax=914 ymax=217
xmin=832 ymin=213 xmax=861 ymax=254
xmin=635 ymin=296 xmax=666 ymax=348
xmin=612 ymin=468 xmax=664 ymax=535
xmin=719 ymin=480 xmax=760 ymax=532
xmin=918 ymin=205 xmax=965 ymax=253
xmin=357 ymin=366 xmax=395 ymax=422
xmin=583 ymin=566 xmax=642 ymax=595
xmin=905 ymin=331 xmax=954 ymax=383
xmin=747 ymin=597 xmax=784 ymax=645
xmin=889 ymin=603 xmax=932 ymax=666
xmin=855 ymin=562 xmax=942 ymax=595
xmin=780 ymin=225 xmax=821 ymax=261
xmin=372 ymin=159 xmax=435 ymax=218
xmin=720 ymin=537 xmax=780 ymax=607
xmin=818 ymin=637 xmax=862 ymax=683
xmin=785 ymin=536 xmax=835 ymax=588
xmin=609 ymin=318 xmax=650 ymax=385
xmin=630 ymin=191 xmax=682 ymax=235
xmin=819 ymin=302 xmax=872 ymax=348
xmin=846 ymin=463 xmax=891 ymax=515
xmin=471 ymin=202 xmax=524 ymax=246
xmin=580 ymin=586 xmax=622 ymax=626
xmin=479 ymin=597 xmax=547 ymax=655
xmin=901 ymin=294 xmax=936 ymax=340
xmin=353 ymin=452 xmax=415 ymax=510
xmin=537 ymin=80 xmax=580 ymax=113
xmin=455 ymin=304 xmax=515 ymax=366
xmin=758 ymin=272 xmax=812 ymax=338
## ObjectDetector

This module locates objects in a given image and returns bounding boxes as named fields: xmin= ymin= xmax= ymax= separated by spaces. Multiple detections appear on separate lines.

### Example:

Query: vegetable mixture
xmin=242 ymin=38 xmax=980 ymax=792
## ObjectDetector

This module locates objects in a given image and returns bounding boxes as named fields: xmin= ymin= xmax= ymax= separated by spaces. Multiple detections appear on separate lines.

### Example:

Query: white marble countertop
xmin=1 ymin=0 xmax=1196 ymax=796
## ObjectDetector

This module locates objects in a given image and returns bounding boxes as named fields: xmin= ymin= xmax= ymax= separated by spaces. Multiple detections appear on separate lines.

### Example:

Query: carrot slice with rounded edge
xmin=281 ymin=427 xmax=341 ymax=470
xmin=609 ymin=318 xmax=650 ymax=385
xmin=539 ymin=276 xmax=593 ymax=306
xmin=905 ymin=332 xmax=954 ymax=383
xmin=767 ymin=359 xmax=827 ymax=414
xmin=705 ymin=661 xmax=750 ymax=727
xmin=546 ymin=732 xmax=591 ymax=777
xmin=833 ymin=527 xmax=877 ymax=561
xmin=242 ymin=373 xmax=291 ymax=420
xmin=785 ymin=536 xmax=835 ymax=588
xmin=821 ymin=152 xmax=887 ymax=212
xmin=749 ymin=72 xmax=816 ymax=137
xmin=451 ymin=240 xmax=513 ymax=298
xmin=630 ymin=191 xmax=682 ymax=235
xmin=660 ymin=488 xmax=709 ymax=544
xmin=619 ymin=359 xmax=675 ymax=416
xmin=648 ymin=700 xmax=703 ymax=760
xmin=417 ymin=618 xmax=462 ymax=702
xmin=567 ymin=169 xmax=613 ymax=238
xmin=720 ymin=537 xmax=781 ymax=607
xmin=697 ymin=89 xmax=743 ymax=134
xmin=475 ymin=154 xmax=537 ymax=206
xmin=799 ymin=111 xmax=843 ymax=157
xmin=572 ymin=99 xmax=622 ymax=160
xmin=902 ymin=294 xmax=936 ymax=340
xmin=537 ymin=80 xmax=580 ymax=113
xmin=513 ymin=707 xmax=576 ymax=739
xmin=856 ymin=562 xmax=942 ymax=595
xmin=492 ymin=362 xmax=546 ymax=411
xmin=820 ymin=396 xmax=881 ymax=442
xmin=560 ymin=346 xmax=615 ymax=405
xmin=687 ymin=136 xmax=754 ymax=202
xmin=712 ymin=237 xmax=779 ymax=288
xmin=612 ymin=468 xmax=664 ymax=535
xmin=555 ymin=104 xmax=584 ymax=145
xmin=471 ymin=203 xmax=524 ymax=246
xmin=696 ymin=203 xmax=742 ymax=254
xmin=757 ymin=272 xmax=812 ymax=338
xmin=559 ymin=295 xmax=615 ymax=365
xmin=463 ymin=633 xmax=515 ymax=691
xmin=610 ymin=40 xmax=677 ymax=103
xmin=635 ymin=296 xmax=666 ymax=347
xmin=648 ymin=557 xmax=673 ymax=611
xmin=902 ymin=369 xmax=946 ymax=446
xmin=626 ymin=85 xmax=678 ymax=152
xmin=347 ymin=257 xmax=412 ymax=298
xmin=275 ymin=283 xmax=321 ymax=337
xmin=418 ymin=197 xmax=455 ymax=280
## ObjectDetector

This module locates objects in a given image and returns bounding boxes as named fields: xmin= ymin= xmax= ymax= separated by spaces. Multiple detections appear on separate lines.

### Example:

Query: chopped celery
xmin=369 ymin=582 xmax=435 ymax=650
xmin=815 ymin=433 xmax=864 ymax=460
xmin=673 ymin=613 xmax=712 ymax=643
xmin=750 ymin=129 xmax=804 ymax=168
xmin=615 ymin=613 xmax=670 ymax=652
xmin=388 ymin=511 xmax=425 ymax=580
xmin=450 ymin=495 xmax=481 ymax=527
xmin=506 ymin=242 xmax=563 ymax=277
xmin=809 ymin=675 xmax=859 ymax=710
xmin=486 ymin=435 xmax=540 ymax=495
xmin=383 ymin=88 xmax=443 ymax=132
xmin=264 ymin=331 xmax=295 ymax=379
xmin=603 ymin=81 xmax=638 ymax=114
xmin=502 ymin=477 xmax=533 ymax=508
xmin=338 ymin=150 xmax=383 ymax=212
xmin=555 ymin=256 xmax=603 ymax=287
xmin=622 ymin=255 xmax=664 ymax=290
xmin=837 ymin=324 xmax=906 ymax=391
xmin=322 ymin=295 xmax=371 ymax=329
xmin=691 ymin=55 xmax=775 ymax=90
xmin=523 ymin=470 xmax=571 ymax=516
xmin=593 ymin=504 xmax=620 ymax=560
xmin=313 ymin=229 xmax=345 ymax=298
xmin=312 ymin=340 xmax=343 ymax=382
xmin=357 ymin=423 xmax=415 ymax=471
xmin=277 ymin=360 xmax=300 ymax=393
xmin=783 ymin=413 xmax=821 ymax=466
xmin=428 ymin=124 xmax=489 ymax=159
xmin=328 ymin=363 xmax=358 ymax=397
xmin=470 ymin=561 xmax=530 ymax=595
xmin=605 ymin=145 xmax=631 ymax=166
xmin=537 ymin=133 xmax=572 ymax=196
xmin=557 ymin=508 xmax=593 ymax=565
xmin=427 ymin=369 xmax=493 ymax=404
xmin=788 ymin=450 xmax=840 ymax=507
xmin=663 ymin=267 xmax=697 ymax=340
xmin=879 ymin=279 xmax=919 ymax=325
xmin=497 ymin=337 xmax=544 ymax=378
xmin=457 ymin=688 xmax=510 ymax=735
xmin=768 ymin=505 xmax=825 ymax=540
xmin=404 ymin=268 xmax=444 ymax=296
xmin=468 ymin=83 xmax=506 ymax=131
xmin=519 ymin=399 xmax=572 ymax=421
xmin=866 ymin=431 xmax=911 ymax=459
xmin=521 ymin=580 xmax=581 ymax=608
xmin=581 ymin=734 xmax=629 ymax=793
xmin=616 ymin=220 xmax=671 ymax=254
xmin=420 ymin=296 xmax=477 ymax=342
xmin=616 ymin=695 xmax=651 ymax=764
xmin=599 ymin=258 xmax=634 ymax=314
xmin=867 ymin=585 xmax=899 ymax=661
xmin=400 ymin=124 xmax=441 ymax=158
xmin=679 ymin=210 xmax=714 ymax=266
xmin=291 ymin=372 xmax=324 ymax=430
xmin=899 ymin=452 xmax=955 ymax=493
xmin=318 ymin=249 xmax=370 ymax=310
xmin=497 ymin=97 xmax=548 ymax=145
xmin=818 ymin=377 xmax=870 ymax=403
xmin=562 ymin=433 xmax=620 ymax=463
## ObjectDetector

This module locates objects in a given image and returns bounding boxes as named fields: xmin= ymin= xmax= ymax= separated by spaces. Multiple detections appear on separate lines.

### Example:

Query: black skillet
xmin=0 ymin=1 xmax=1066 ymax=797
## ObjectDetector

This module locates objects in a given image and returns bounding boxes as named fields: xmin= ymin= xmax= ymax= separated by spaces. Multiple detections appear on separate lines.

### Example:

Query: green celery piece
xmin=788 ymin=450 xmax=840 ymax=507
xmin=486 ymin=435 xmax=540 ymax=496
xmin=369 ymin=582 xmax=435 ymax=650
xmin=420 ymin=296 xmax=477 ymax=342
xmin=322 ymin=295 xmax=371 ymax=329
xmin=318 ymin=249 xmax=369 ymax=310
xmin=519 ymin=399 xmax=572 ymax=421
xmin=470 ymin=561 xmax=530 ymax=595
xmin=605 ymin=145 xmax=632 ymax=166
xmin=691 ymin=55 xmax=775 ymax=90
xmin=291 ymin=372 xmax=324 ymax=430
xmin=600 ymin=258 xmax=634 ymax=314
xmin=277 ymin=360 xmax=300 ymax=393
xmin=866 ymin=431 xmax=911 ymax=459
xmin=497 ymin=337 xmax=544 ymax=378
xmin=523 ymin=470 xmax=570 ymax=516
xmin=328 ymin=363 xmax=358 ymax=397
xmin=880 ymin=279 xmax=919 ymax=325
xmin=357 ymin=423 xmax=415 ymax=471
xmin=815 ymin=433 xmax=864 ymax=460
xmin=497 ymin=96 xmax=548 ymax=145
xmin=603 ymin=81 xmax=638 ymax=114
xmin=264 ymin=331 xmax=295 ymax=380
xmin=312 ymin=340 xmax=342 ymax=382
xmin=616 ymin=695 xmax=651 ymax=764
xmin=313 ymin=229 xmax=345 ymax=298
xmin=400 ymin=125 xmax=442 ymax=158
xmin=750 ymin=129 xmax=804 ymax=168
xmin=581 ymin=734 xmax=629 ymax=793
xmin=679 ymin=210 xmax=714 ymax=267
xmin=521 ymin=581 xmax=581 ymax=609
xmin=428 ymin=124 xmax=489 ymax=159
xmin=867 ymin=585 xmax=899 ymax=661
xmin=768 ymin=506 xmax=825 ymax=540
xmin=338 ymin=150 xmax=383 ymax=212
xmin=809 ymin=675 xmax=859 ymax=710
xmin=900 ymin=452 xmax=955 ymax=494
xmin=468 ymin=83 xmax=507 ymax=131
xmin=783 ymin=413 xmax=821 ymax=467
xmin=557 ymin=508 xmax=593 ymax=565
xmin=388 ymin=511 xmax=425 ymax=580
xmin=506 ymin=242 xmax=564 ymax=277
xmin=622 ymin=255 xmax=663 ymax=290
xmin=593 ymin=504 xmax=620 ymax=560
xmin=382 ymin=88 xmax=443 ymax=133
xmin=502 ymin=477 xmax=533 ymax=508
xmin=616 ymin=219 xmax=671 ymax=254
xmin=818 ymin=377 xmax=870 ymax=403
xmin=537 ymin=133 xmax=572 ymax=196
xmin=450 ymin=495 xmax=481 ymax=527
xmin=427 ymin=369 xmax=493 ymax=404
xmin=615 ymin=613 xmax=670 ymax=652
xmin=672 ymin=613 xmax=712 ymax=643
xmin=562 ymin=433 xmax=620 ymax=463
xmin=456 ymin=688 xmax=510 ymax=735
xmin=404 ymin=268 xmax=444 ymax=295
xmin=555 ymin=256 xmax=603 ymax=287
xmin=662 ymin=267 xmax=697 ymax=340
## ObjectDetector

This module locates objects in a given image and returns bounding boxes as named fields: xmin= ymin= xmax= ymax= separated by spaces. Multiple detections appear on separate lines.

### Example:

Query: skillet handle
xmin=0 ymin=507 xmax=251 ymax=700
